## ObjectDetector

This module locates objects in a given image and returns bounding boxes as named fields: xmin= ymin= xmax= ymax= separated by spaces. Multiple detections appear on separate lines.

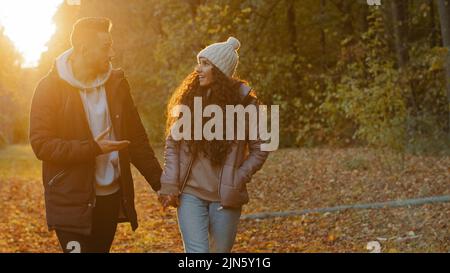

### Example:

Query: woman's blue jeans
xmin=177 ymin=193 xmax=242 ymax=253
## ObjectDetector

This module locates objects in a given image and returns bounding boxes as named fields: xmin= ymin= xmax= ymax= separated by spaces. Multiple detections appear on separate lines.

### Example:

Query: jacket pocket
xmin=46 ymin=164 xmax=93 ymax=207
xmin=233 ymin=167 xmax=251 ymax=190
xmin=48 ymin=169 xmax=67 ymax=186
xmin=220 ymin=184 xmax=249 ymax=207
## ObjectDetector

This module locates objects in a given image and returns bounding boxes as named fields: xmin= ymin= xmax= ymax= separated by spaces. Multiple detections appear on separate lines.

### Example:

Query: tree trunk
xmin=360 ymin=2 xmax=369 ymax=33
xmin=390 ymin=0 xmax=419 ymax=151
xmin=390 ymin=0 xmax=409 ymax=68
xmin=436 ymin=0 xmax=450 ymax=135
xmin=286 ymin=0 xmax=301 ymax=95
xmin=430 ymin=0 xmax=438 ymax=47
xmin=320 ymin=0 xmax=327 ymax=70
xmin=286 ymin=0 xmax=298 ymax=56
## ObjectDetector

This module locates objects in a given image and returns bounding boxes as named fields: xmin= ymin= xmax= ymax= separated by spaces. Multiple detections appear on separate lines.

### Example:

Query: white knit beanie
xmin=197 ymin=37 xmax=241 ymax=77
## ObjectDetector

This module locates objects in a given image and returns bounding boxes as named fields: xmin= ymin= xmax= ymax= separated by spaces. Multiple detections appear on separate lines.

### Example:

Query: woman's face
xmin=195 ymin=57 xmax=214 ymax=86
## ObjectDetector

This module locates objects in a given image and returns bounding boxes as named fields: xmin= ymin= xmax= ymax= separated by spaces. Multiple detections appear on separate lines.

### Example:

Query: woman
xmin=158 ymin=37 xmax=269 ymax=253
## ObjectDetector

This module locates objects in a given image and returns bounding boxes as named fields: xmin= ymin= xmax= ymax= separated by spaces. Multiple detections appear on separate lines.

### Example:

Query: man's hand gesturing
xmin=95 ymin=126 xmax=130 ymax=154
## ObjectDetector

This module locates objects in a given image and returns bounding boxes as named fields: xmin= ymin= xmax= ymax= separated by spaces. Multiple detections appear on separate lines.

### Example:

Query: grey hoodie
xmin=56 ymin=48 xmax=120 ymax=196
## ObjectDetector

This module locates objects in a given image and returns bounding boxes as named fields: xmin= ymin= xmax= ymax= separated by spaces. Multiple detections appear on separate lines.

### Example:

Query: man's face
xmin=83 ymin=32 xmax=114 ymax=74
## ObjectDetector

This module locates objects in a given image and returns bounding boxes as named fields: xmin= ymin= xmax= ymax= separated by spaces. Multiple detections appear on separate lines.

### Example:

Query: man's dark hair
xmin=70 ymin=17 xmax=112 ymax=49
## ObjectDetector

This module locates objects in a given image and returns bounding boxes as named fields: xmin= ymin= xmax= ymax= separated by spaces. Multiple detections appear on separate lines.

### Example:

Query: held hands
xmin=157 ymin=192 xmax=180 ymax=211
xmin=95 ymin=126 xmax=130 ymax=154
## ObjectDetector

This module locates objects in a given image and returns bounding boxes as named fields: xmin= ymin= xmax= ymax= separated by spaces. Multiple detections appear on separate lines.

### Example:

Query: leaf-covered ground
xmin=0 ymin=145 xmax=448 ymax=252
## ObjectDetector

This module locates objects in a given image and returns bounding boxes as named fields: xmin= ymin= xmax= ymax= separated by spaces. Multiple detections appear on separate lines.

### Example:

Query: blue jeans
xmin=177 ymin=193 xmax=242 ymax=253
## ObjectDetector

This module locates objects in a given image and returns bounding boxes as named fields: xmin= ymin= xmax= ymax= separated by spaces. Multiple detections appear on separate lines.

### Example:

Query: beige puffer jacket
xmin=160 ymin=84 xmax=270 ymax=208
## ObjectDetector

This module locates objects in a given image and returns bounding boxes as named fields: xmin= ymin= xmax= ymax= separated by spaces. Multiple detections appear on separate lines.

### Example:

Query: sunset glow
xmin=0 ymin=0 xmax=64 ymax=67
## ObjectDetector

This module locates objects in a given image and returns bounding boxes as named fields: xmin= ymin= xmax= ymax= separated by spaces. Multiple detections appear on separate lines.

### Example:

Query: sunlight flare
xmin=0 ymin=0 xmax=64 ymax=67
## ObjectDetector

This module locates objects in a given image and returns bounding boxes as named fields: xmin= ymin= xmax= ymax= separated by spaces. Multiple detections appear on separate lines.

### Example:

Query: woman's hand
xmin=157 ymin=192 xmax=180 ymax=210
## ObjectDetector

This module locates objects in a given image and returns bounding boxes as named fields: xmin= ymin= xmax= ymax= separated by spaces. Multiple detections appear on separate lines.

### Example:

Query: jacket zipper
xmin=217 ymin=166 xmax=225 ymax=211
xmin=48 ymin=170 xmax=66 ymax=186
xmin=217 ymin=143 xmax=240 ymax=211
xmin=89 ymin=172 xmax=97 ymax=209
xmin=179 ymin=156 xmax=195 ymax=194
xmin=179 ymin=151 xmax=225 ymax=210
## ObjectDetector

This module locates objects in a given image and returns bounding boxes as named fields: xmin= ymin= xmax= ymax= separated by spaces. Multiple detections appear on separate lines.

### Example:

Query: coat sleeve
xmin=159 ymin=135 xmax=181 ymax=195
xmin=29 ymin=78 xmax=102 ymax=165
xmin=236 ymin=93 xmax=270 ymax=185
xmin=121 ymin=79 xmax=162 ymax=192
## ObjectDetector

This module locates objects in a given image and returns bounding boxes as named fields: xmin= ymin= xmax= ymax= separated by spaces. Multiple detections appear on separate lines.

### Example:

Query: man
xmin=29 ymin=17 xmax=162 ymax=253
